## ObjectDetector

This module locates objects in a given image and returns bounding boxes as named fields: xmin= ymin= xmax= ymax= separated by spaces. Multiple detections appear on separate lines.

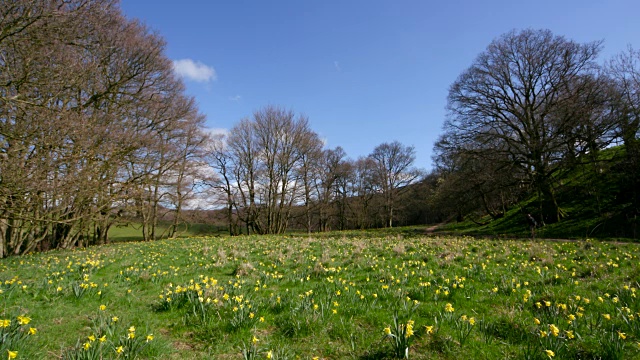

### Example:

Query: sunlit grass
xmin=1 ymin=233 xmax=639 ymax=359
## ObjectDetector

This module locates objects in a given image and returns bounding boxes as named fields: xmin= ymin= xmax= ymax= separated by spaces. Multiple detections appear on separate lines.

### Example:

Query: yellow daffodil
xmin=545 ymin=349 xmax=555 ymax=358
xmin=7 ymin=350 xmax=17 ymax=359
xmin=384 ymin=327 xmax=391 ymax=335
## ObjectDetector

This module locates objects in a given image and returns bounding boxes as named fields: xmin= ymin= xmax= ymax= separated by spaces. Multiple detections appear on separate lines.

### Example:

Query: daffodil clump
xmin=61 ymin=306 xmax=154 ymax=359
xmin=384 ymin=313 xmax=416 ymax=359
xmin=0 ymin=315 xmax=37 ymax=360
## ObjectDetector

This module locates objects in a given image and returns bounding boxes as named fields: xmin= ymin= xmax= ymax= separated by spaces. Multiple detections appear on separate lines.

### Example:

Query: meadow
xmin=0 ymin=233 xmax=639 ymax=359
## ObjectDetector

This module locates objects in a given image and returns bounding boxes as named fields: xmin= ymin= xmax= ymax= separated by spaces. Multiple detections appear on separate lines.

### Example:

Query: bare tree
xmin=369 ymin=141 xmax=421 ymax=228
xmin=313 ymin=147 xmax=346 ymax=231
xmin=444 ymin=29 xmax=603 ymax=223
xmin=205 ymin=133 xmax=240 ymax=236
xmin=227 ymin=106 xmax=321 ymax=234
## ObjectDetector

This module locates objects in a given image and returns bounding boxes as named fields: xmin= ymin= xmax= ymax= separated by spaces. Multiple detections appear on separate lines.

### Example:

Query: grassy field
xmin=1 ymin=232 xmax=639 ymax=359
xmin=108 ymin=223 xmax=229 ymax=242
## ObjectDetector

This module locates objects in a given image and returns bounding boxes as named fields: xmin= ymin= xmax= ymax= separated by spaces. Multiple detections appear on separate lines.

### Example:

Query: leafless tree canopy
xmin=0 ymin=0 xmax=207 ymax=256
xmin=441 ymin=29 xmax=610 ymax=223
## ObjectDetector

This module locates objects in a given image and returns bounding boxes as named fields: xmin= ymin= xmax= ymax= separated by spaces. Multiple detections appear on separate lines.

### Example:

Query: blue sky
xmin=121 ymin=0 xmax=640 ymax=170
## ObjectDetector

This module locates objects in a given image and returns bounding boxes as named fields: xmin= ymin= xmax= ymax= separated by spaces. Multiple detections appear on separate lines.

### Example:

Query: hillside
xmin=435 ymin=146 xmax=639 ymax=241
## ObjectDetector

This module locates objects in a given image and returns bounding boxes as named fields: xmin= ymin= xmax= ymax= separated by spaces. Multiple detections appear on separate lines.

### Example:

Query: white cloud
xmin=172 ymin=59 xmax=217 ymax=82
xmin=334 ymin=61 xmax=341 ymax=72
xmin=229 ymin=95 xmax=242 ymax=102
xmin=205 ymin=127 xmax=229 ymax=137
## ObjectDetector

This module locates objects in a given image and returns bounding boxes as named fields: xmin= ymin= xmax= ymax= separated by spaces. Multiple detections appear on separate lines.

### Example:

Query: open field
xmin=1 ymin=233 xmax=639 ymax=359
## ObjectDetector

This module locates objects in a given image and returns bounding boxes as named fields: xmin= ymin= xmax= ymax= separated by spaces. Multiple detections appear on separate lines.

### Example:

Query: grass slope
xmin=1 ymin=232 xmax=639 ymax=359
xmin=439 ymin=147 xmax=639 ymax=241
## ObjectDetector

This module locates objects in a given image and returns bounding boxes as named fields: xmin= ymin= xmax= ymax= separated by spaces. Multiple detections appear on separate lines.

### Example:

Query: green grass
xmin=1 ymin=232 xmax=640 ymax=359
xmin=108 ymin=223 xmax=228 ymax=242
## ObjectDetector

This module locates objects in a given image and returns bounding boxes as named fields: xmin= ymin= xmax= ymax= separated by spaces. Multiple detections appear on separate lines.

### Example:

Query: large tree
xmin=443 ymin=29 xmax=604 ymax=223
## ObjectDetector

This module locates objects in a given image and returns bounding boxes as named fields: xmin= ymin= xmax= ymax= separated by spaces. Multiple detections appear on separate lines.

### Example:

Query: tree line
xmin=206 ymin=107 xmax=421 ymax=236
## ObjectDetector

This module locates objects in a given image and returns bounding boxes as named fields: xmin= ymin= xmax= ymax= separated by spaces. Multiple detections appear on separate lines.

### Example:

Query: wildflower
xmin=565 ymin=330 xmax=575 ymax=339
xmin=112 ymin=316 xmax=119 ymax=322
xmin=99 ymin=304 xmax=106 ymax=311
xmin=146 ymin=334 xmax=154 ymax=342
xmin=115 ymin=346 xmax=124 ymax=354
xmin=469 ymin=317 xmax=476 ymax=325
xmin=128 ymin=332 xmax=135 ymax=339
xmin=384 ymin=327 xmax=391 ymax=335
xmin=534 ymin=318 xmax=541 ymax=325
xmin=444 ymin=303 xmax=455 ymax=312
xmin=252 ymin=336 xmax=259 ymax=344
xmin=425 ymin=325 xmax=434 ymax=334
xmin=83 ymin=342 xmax=91 ymax=350
xmin=88 ymin=335 xmax=96 ymax=342
xmin=545 ymin=349 xmax=555 ymax=358
xmin=266 ymin=351 xmax=273 ymax=359
xmin=602 ymin=313 xmax=611 ymax=321
xmin=128 ymin=326 xmax=135 ymax=333
xmin=17 ymin=315 xmax=31 ymax=325
xmin=99 ymin=335 xmax=107 ymax=342
xmin=549 ymin=324 xmax=560 ymax=337
xmin=7 ymin=350 xmax=17 ymax=359
xmin=28 ymin=327 xmax=37 ymax=335
xmin=618 ymin=331 xmax=626 ymax=340
xmin=259 ymin=317 xmax=265 ymax=322
xmin=406 ymin=320 xmax=415 ymax=337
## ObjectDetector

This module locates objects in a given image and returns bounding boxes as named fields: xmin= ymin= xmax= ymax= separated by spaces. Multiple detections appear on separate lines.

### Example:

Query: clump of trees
xmin=206 ymin=106 xmax=422 ymax=235
xmin=0 ymin=1 xmax=208 ymax=256
xmin=431 ymin=29 xmax=640 ymax=233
